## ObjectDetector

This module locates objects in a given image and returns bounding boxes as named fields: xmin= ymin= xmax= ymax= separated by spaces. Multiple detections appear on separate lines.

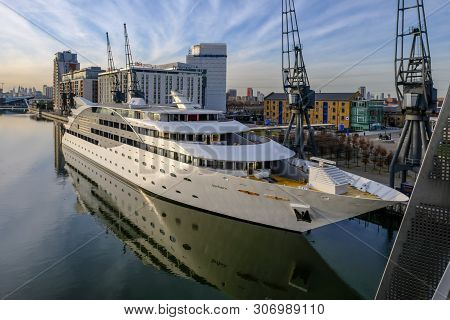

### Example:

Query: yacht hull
xmin=62 ymin=133 xmax=400 ymax=233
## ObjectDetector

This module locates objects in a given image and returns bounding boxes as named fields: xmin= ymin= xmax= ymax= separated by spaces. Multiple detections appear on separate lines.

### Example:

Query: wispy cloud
xmin=0 ymin=0 xmax=448 ymax=96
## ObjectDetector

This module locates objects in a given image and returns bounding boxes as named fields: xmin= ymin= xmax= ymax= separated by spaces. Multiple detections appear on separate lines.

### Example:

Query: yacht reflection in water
xmin=63 ymin=146 xmax=360 ymax=299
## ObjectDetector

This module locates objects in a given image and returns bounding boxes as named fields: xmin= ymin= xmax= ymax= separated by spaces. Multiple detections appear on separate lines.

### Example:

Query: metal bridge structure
xmin=376 ymin=85 xmax=450 ymax=299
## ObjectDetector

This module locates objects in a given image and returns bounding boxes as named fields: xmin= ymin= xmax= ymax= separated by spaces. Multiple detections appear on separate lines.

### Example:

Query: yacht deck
xmin=248 ymin=174 xmax=380 ymax=200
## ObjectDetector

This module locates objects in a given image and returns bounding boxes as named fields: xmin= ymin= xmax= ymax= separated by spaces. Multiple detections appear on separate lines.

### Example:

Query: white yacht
xmin=62 ymin=93 xmax=408 ymax=233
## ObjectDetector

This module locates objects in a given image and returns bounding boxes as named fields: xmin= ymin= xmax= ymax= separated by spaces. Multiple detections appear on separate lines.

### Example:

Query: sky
xmin=0 ymin=0 xmax=449 ymax=97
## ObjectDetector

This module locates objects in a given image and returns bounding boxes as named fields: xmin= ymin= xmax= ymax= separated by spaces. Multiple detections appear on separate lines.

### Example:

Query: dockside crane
xmin=281 ymin=0 xmax=317 ymax=158
xmin=106 ymin=32 xmax=124 ymax=103
xmin=123 ymin=23 xmax=143 ymax=100
xmin=389 ymin=0 xmax=437 ymax=188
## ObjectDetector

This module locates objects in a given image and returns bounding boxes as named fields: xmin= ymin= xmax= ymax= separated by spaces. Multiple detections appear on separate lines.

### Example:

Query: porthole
xmin=142 ymin=216 xmax=146 ymax=221
xmin=151 ymin=181 xmax=155 ymax=185
xmin=128 ymin=156 xmax=132 ymax=159
xmin=162 ymin=212 xmax=167 ymax=217
xmin=160 ymin=229 xmax=165 ymax=235
xmin=134 ymin=159 xmax=138 ymax=162
xmin=170 ymin=173 xmax=176 ymax=178
xmin=182 ymin=244 xmax=191 ymax=250
xmin=128 ymin=169 xmax=131 ymax=173
xmin=192 ymin=195 xmax=198 ymax=199
xmin=143 ymin=162 xmax=147 ymax=166
xmin=143 ymin=177 xmax=146 ymax=181
xmin=135 ymin=173 xmax=138 ymax=177
xmin=184 ymin=178 xmax=192 ymax=182
xmin=162 ymin=186 xmax=167 ymax=189
xmin=176 ymin=190 xmax=181 ymax=194
xmin=151 ymin=165 xmax=156 ymax=169
xmin=122 ymin=153 xmax=125 ymax=157
xmin=160 ymin=169 xmax=165 ymax=173
xmin=170 ymin=236 xmax=176 ymax=243
xmin=150 ymin=222 xmax=155 ymax=228
xmin=192 ymin=224 xmax=198 ymax=231
xmin=175 ymin=218 xmax=181 ymax=225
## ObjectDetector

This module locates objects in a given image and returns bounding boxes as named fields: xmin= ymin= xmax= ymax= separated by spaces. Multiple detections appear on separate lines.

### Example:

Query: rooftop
xmin=264 ymin=92 xmax=360 ymax=101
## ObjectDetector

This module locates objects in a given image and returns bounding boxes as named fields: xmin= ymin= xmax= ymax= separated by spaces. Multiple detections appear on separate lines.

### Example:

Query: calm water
xmin=0 ymin=114 xmax=402 ymax=299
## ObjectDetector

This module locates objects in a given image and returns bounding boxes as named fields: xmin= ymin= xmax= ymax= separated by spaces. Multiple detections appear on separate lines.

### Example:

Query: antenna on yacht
xmin=106 ymin=32 xmax=124 ymax=103
xmin=281 ymin=0 xmax=317 ymax=159
xmin=389 ymin=0 xmax=436 ymax=187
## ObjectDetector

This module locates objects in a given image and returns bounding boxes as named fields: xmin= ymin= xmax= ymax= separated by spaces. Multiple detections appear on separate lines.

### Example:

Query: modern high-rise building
xmin=227 ymin=89 xmax=237 ymax=97
xmin=186 ymin=43 xmax=227 ymax=112
xmin=256 ymin=91 xmax=264 ymax=102
xmin=43 ymin=85 xmax=53 ymax=99
xmin=61 ymin=67 xmax=103 ymax=104
xmin=53 ymin=51 xmax=80 ymax=111
xmin=359 ymin=86 xmax=366 ymax=99
xmin=226 ymin=89 xmax=237 ymax=102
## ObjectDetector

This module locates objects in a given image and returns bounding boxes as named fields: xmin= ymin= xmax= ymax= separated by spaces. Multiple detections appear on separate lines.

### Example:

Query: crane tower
xmin=389 ymin=0 xmax=437 ymax=188
xmin=106 ymin=32 xmax=124 ymax=103
xmin=281 ymin=0 xmax=317 ymax=158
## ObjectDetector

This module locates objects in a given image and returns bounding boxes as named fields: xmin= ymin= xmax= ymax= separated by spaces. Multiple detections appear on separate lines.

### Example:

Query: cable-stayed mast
xmin=389 ymin=0 xmax=437 ymax=187
xmin=281 ymin=0 xmax=317 ymax=158
xmin=106 ymin=32 xmax=124 ymax=103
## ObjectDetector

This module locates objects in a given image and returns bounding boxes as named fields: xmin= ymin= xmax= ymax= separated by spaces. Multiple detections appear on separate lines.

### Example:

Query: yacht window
xmin=187 ymin=134 xmax=194 ymax=141
xmin=195 ymin=135 xmax=203 ymax=142
xmin=170 ymin=133 xmax=177 ymax=140
xmin=179 ymin=114 xmax=186 ymax=121
xmin=199 ymin=114 xmax=207 ymax=121
xmin=212 ymin=134 xmax=220 ymax=143
xmin=188 ymin=114 xmax=197 ymax=121
xmin=186 ymin=156 xmax=192 ymax=164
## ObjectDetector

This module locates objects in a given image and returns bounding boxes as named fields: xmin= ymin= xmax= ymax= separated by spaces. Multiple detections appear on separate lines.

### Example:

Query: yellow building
xmin=263 ymin=93 xmax=290 ymax=125
xmin=309 ymin=92 xmax=360 ymax=130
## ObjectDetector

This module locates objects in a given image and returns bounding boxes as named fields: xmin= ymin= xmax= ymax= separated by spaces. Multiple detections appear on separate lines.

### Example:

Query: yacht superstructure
xmin=62 ymin=93 xmax=408 ymax=233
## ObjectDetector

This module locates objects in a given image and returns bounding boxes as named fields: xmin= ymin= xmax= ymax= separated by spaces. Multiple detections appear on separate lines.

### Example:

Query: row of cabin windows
xmin=67 ymin=130 xmax=99 ymax=145
xmin=89 ymin=127 xmax=268 ymax=171
xmin=98 ymin=118 xmax=227 ymax=143
xmin=93 ymin=106 xmax=218 ymax=122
